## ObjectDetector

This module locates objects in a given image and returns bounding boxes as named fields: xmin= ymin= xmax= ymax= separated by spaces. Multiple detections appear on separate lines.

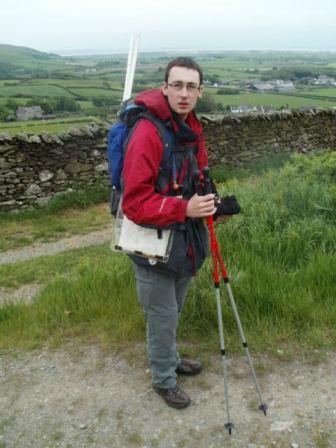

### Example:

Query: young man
xmin=122 ymin=57 xmax=216 ymax=409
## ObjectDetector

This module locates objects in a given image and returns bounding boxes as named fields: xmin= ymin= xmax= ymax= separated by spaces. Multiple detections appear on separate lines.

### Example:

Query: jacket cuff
xmin=175 ymin=199 xmax=188 ymax=222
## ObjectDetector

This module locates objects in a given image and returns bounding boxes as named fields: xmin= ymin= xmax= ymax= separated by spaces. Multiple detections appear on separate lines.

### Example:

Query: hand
xmin=186 ymin=193 xmax=216 ymax=218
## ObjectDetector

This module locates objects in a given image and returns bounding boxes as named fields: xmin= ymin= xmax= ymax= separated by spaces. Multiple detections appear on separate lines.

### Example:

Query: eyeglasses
xmin=168 ymin=82 xmax=200 ymax=92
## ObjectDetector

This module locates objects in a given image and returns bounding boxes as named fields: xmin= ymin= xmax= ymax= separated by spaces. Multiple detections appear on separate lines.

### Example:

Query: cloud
xmin=0 ymin=0 xmax=335 ymax=51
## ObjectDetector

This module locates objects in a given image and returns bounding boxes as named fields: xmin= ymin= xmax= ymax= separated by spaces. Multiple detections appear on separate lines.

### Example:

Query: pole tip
xmin=259 ymin=403 xmax=268 ymax=416
xmin=225 ymin=422 xmax=234 ymax=435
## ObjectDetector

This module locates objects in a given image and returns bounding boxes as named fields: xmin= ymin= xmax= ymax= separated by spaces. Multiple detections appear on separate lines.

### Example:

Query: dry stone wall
xmin=0 ymin=123 xmax=109 ymax=212
xmin=204 ymin=108 xmax=336 ymax=167
xmin=0 ymin=109 xmax=335 ymax=212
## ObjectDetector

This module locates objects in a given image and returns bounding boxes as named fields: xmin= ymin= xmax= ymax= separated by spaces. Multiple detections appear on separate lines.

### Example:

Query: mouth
xmin=178 ymin=103 xmax=189 ymax=108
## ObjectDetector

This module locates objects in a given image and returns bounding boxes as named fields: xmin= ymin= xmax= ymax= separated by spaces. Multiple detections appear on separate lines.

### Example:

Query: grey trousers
xmin=133 ymin=263 xmax=191 ymax=389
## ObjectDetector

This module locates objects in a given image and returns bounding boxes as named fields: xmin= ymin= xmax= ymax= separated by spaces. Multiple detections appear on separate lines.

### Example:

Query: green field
xmin=1 ymin=45 xmax=336 ymax=130
xmin=303 ymin=87 xmax=336 ymax=98
xmin=212 ymin=90 xmax=335 ymax=109
xmin=0 ymin=116 xmax=102 ymax=135
xmin=0 ymin=84 xmax=73 ymax=98
xmin=0 ymin=96 xmax=30 ymax=106
xmin=67 ymin=87 xmax=121 ymax=98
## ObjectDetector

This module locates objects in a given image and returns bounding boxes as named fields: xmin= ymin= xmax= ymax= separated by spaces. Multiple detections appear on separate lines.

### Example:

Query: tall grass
xmin=0 ymin=246 xmax=143 ymax=348
xmin=0 ymin=151 xmax=335 ymax=353
xmin=0 ymin=184 xmax=109 ymax=223
xmin=181 ymin=150 xmax=336 ymax=351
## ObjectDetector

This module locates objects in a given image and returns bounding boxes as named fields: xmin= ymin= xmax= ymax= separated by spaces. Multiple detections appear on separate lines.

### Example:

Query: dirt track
xmin=1 ymin=230 xmax=335 ymax=447
xmin=0 ymin=344 xmax=335 ymax=448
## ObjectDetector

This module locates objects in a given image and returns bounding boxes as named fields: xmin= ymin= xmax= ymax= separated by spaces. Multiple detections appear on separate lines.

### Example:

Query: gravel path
xmin=0 ymin=228 xmax=113 ymax=266
xmin=1 ymin=230 xmax=335 ymax=447
xmin=0 ymin=344 xmax=335 ymax=448
xmin=0 ymin=228 xmax=113 ymax=306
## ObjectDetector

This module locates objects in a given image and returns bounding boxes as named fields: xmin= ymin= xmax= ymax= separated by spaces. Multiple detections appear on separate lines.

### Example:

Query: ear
xmin=198 ymin=85 xmax=204 ymax=99
xmin=161 ymin=81 xmax=168 ymax=96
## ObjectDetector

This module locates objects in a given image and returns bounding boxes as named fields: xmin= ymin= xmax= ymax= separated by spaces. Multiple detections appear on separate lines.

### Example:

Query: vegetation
xmin=0 ymin=45 xmax=336 ymax=131
xmin=0 ymin=183 xmax=110 ymax=251
xmin=0 ymin=152 xmax=335 ymax=356
xmin=0 ymin=116 xmax=102 ymax=135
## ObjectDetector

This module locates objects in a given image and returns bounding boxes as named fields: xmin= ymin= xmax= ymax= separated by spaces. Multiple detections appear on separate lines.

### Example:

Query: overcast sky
xmin=1 ymin=0 xmax=335 ymax=54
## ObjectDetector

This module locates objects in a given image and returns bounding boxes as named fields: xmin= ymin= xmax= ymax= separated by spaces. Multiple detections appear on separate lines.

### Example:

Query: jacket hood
xmin=134 ymin=88 xmax=203 ymax=137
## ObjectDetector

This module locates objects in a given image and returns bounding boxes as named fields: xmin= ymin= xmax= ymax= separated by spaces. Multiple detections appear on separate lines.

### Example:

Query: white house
xmin=274 ymin=80 xmax=295 ymax=93
xmin=16 ymin=106 xmax=43 ymax=121
xmin=230 ymin=105 xmax=253 ymax=114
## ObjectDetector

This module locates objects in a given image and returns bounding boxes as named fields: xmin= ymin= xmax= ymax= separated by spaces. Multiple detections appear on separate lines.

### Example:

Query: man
xmin=122 ymin=57 xmax=216 ymax=409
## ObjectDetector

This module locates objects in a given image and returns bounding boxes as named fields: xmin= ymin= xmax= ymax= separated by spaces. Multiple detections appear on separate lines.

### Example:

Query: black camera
xmin=214 ymin=195 xmax=241 ymax=218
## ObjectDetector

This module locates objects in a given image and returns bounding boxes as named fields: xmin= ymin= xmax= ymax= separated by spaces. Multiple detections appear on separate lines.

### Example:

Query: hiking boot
xmin=153 ymin=384 xmax=191 ymax=409
xmin=176 ymin=358 xmax=203 ymax=376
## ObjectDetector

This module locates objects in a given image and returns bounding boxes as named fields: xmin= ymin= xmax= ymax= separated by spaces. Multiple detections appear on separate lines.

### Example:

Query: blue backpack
xmin=107 ymin=101 xmax=173 ymax=216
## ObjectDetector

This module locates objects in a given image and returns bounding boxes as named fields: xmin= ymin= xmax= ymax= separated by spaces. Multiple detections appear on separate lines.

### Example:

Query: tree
xmin=25 ymin=98 xmax=53 ymax=114
xmin=52 ymin=96 xmax=80 ymax=112
xmin=196 ymin=92 xmax=217 ymax=113
xmin=0 ymin=105 xmax=11 ymax=121
xmin=5 ymin=99 xmax=19 ymax=111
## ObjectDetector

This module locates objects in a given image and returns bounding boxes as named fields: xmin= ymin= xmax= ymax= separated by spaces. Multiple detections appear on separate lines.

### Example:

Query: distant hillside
xmin=0 ymin=44 xmax=63 ymax=78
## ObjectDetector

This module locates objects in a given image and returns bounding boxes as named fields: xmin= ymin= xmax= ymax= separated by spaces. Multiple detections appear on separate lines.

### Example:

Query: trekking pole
xmin=194 ymin=171 xmax=234 ymax=435
xmin=123 ymin=34 xmax=141 ymax=102
xmin=202 ymin=167 xmax=268 ymax=420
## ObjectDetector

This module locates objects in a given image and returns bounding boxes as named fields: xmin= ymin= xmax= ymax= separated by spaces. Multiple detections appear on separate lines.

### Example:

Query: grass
xmin=0 ymin=184 xmax=110 ymax=252
xmin=0 ymin=244 xmax=111 ymax=289
xmin=0 ymin=245 xmax=142 ymax=348
xmin=0 ymin=151 xmax=335 ymax=354
xmin=0 ymin=203 xmax=111 ymax=253
xmin=0 ymin=116 xmax=102 ymax=136
xmin=0 ymin=183 xmax=109 ymax=222
xmin=212 ymin=90 xmax=335 ymax=109
xmin=0 ymin=84 xmax=74 ymax=98
xmin=210 ymin=152 xmax=291 ymax=182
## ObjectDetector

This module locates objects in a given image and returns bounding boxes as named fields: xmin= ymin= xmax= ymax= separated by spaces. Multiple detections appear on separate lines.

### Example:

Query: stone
xmin=25 ymin=184 xmax=42 ymax=196
xmin=35 ymin=197 xmax=51 ymax=207
xmin=95 ymin=162 xmax=108 ymax=173
xmin=40 ymin=134 xmax=53 ymax=144
xmin=65 ymin=162 xmax=91 ymax=174
xmin=15 ymin=132 xmax=32 ymax=143
xmin=89 ymin=123 xmax=100 ymax=133
xmin=57 ymin=132 xmax=71 ymax=141
xmin=50 ymin=134 xmax=63 ymax=145
xmin=0 ymin=200 xmax=17 ymax=206
xmin=0 ymin=132 xmax=12 ymax=141
xmin=0 ymin=144 xmax=12 ymax=154
xmin=68 ymin=127 xmax=83 ymax=137
xmin=29 ymin=134 xmax=41 ymax=144
xmin=82 ymin=125 xmax=95 ymax=137
xmin=39 ymin=170 xmax=54 ymax=182
xmin=56 ymin=169 xmax=67 ymax=180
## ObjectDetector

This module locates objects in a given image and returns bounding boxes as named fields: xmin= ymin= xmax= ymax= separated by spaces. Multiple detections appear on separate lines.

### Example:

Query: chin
xmin=177 ymin=108 xmax=191 ymax=116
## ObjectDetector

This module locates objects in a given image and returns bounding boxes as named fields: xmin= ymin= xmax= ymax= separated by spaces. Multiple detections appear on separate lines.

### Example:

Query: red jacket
xmin=122 ymin=88 xmax=209 ymax=227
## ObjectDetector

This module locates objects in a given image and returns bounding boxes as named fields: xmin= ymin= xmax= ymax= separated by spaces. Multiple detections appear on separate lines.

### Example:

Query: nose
xmin=179 ymin=86 xmax=189 ymax=97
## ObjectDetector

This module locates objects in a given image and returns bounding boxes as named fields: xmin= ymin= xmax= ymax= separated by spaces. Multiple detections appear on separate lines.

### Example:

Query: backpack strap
xmin=121 ymin=110 xmax=174 ymax=184
xmin=139 ymin=110 xmax=174 ymax=167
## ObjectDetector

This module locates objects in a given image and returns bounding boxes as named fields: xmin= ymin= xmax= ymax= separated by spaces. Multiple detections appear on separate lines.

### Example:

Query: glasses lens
xmin=169 ymin=82 xmax=199 ymax=92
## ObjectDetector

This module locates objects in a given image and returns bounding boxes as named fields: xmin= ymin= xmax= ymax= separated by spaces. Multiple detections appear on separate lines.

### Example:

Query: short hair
xmin=164 ymin=57 xmax=203 ymax=85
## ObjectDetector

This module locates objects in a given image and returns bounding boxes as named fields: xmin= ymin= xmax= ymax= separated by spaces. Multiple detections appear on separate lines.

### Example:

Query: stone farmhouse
xmin=249 ymin=80 xmax=295 ymax=93
xmin=16 ymin=106 xmax=43 ymax=121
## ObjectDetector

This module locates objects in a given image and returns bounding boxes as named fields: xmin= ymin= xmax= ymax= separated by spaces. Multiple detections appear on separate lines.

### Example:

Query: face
xmin=161 ymin=66 xmax=203 ymax=120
